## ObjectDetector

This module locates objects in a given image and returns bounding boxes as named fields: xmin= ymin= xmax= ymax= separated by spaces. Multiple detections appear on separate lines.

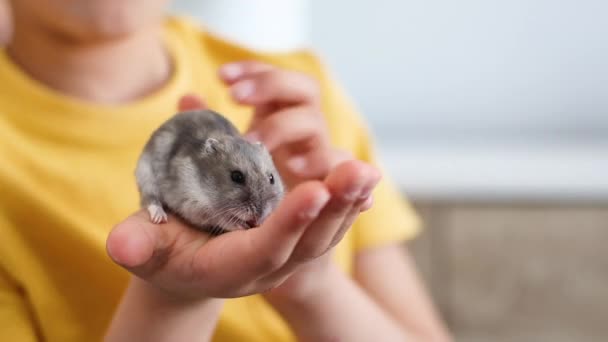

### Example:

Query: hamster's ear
xmin=202 ymin=138 xmax=221 ymax=155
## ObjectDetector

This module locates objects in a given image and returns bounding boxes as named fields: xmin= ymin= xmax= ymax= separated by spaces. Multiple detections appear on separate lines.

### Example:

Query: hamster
xmin=135 ymin=110 xmax=284 ymax=235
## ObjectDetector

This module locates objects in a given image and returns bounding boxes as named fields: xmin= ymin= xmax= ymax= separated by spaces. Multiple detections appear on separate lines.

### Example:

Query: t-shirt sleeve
xmin=0 ymin=267 xmax=38 ymax=342
xmin=310 ymin=54 xmax=422 ymax=251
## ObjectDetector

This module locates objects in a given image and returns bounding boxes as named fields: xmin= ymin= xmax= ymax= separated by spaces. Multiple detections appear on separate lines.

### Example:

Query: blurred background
xmin=171 ymin=1 xmax=608 ymax=341
xmin=0 ymin=0 xmax=604 ymax=339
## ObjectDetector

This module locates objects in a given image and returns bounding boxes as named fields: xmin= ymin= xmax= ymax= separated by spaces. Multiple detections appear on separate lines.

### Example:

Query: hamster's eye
xmin=269 ymin=174 xmax=275 ymax=185
xmin=231 ymin=170 xmax=245 ymax=184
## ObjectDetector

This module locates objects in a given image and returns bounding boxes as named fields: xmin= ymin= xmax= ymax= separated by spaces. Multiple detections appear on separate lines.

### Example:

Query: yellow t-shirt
xmin=0 ymin=17 xmax=420 ymax=342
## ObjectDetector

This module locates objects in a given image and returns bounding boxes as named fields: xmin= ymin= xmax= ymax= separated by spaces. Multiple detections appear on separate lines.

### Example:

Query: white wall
xmin=309 ymin=0 xmax=608 ymax=144
xmin=171 ymin=0 xmax=308 ymax=52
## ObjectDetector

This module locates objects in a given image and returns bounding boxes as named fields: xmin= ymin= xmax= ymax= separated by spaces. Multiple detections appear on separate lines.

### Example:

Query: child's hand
xmin=178 ymin=71 xmax=376 ymax=304
xmin=219 ymin=61 xmax=333 ymax=188
xmin=106 ymin=158 xmax=380 ymax=300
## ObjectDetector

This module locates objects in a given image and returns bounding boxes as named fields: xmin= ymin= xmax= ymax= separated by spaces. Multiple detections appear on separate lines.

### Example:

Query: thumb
xmin=106 ymin=210 xmax=170 ymax=275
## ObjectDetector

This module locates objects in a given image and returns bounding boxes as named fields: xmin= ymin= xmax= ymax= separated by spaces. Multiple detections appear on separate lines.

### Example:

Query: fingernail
xmin=302 ymin=192 xmax=330 ymax=219
xmin=361 ymin=195 xmax=374 ymax=211
xmin=232 ymin=80 xmax=255 ymax=101
xmin=359 ymin=185 xmax=374 ymax=199
xmin=221 ymin=63 xmax=242 ymax=80
xmin=343 ymin=185 xmax=362 ymax=201
xmin=287 ymin=156 xmax=307 ymax=173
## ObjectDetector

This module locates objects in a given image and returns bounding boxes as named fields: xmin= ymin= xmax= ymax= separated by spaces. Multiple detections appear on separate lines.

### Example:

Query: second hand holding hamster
xmin=135 ymin=110 xmax=284 ymax=235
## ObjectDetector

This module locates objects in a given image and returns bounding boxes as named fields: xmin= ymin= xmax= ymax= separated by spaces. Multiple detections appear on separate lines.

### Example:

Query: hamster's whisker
xmin=203 ymin=204 xmax=237 ymax=222
xmin=209 ymin=200 xmax=243 ymax=216
xmin=215 ymin=210 xmax=235 ymax=229
xmin=204 ymin=207 xmax=230 ymax=221
xmin=216 ymin=216 xmax=236 ymax=234
xmin=225 ymin=207 xmax=249 ymax=230
xmin=210 ymin=212 xmax=235 ymax=235
xmin=208 ymin=226 xmax=221 ymax=236
xmin=206 ymin=210 xmax=238 ymax=228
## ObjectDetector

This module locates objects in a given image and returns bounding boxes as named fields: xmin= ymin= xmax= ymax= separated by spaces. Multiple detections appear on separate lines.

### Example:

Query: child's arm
xmin=104 ymin=278 xmax=223 ymax=342
xmin=265 ymin=263 xmax=410 ymax=341
xmin=265 ymin=247 xmax=452 ymax=342
xmin=355 ymin=245 xmax=453 ymax=341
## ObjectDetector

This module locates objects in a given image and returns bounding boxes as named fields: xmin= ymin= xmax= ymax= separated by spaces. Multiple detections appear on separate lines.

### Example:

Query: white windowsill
xmin=378 ymin=141 xmax=608 ymax=202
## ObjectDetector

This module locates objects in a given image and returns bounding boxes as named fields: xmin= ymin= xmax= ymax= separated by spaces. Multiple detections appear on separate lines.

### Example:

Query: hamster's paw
xmin=147 ymin=204 xmax=168 ymax=224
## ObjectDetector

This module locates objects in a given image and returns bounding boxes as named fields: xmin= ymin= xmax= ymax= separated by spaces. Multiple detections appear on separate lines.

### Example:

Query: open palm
xmin=107 ymin=159 xmax=380 ymax=300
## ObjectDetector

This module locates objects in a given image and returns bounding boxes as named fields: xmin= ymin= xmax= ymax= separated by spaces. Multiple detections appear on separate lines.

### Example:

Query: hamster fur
xmin=135 ymin=110 xmax=284 ymax=234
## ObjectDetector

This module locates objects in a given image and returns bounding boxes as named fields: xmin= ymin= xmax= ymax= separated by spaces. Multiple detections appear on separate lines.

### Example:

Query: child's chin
xmin=77 ymin=19 xmax=145 ymax=41
xmin=64 ymin=7 xmax=160 ymax=42
xmin=52 ymin=21 xmax=138 ymax=44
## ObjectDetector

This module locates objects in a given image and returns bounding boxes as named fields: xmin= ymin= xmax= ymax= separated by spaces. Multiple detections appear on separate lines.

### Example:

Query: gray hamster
xmin=135 ymin=110 xmax=284 ymax=235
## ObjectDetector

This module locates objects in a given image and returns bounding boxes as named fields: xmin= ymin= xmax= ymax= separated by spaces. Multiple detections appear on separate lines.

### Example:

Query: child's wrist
xmin=264 ymin=266 xmax=359 ymax=336
xmin=264 ymin=263 xmax=346 ymax=311
xmin=131 ymin=276 xmax=224 ymax=308
xmin=105 ymin=276 xmax=225 ymax=341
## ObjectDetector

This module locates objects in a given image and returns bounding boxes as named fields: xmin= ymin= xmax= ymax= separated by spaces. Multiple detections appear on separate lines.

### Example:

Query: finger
xmin=289 ymin=160 xmax=379 ymax=262
xmin=329 ymin=149 xmax=354 ymax=169
xmin=328 ymin=168 xmax=381 ymax=247
xmin=244 ymin=106 xmax=325 ymax=151
xmin=230 ymin=70 xmax=319 ymax=106
xmin=360 ymin=195 xmax=374 ymax=212
xmin=192 ymin=181 xmax=331 ymax=279
xmin=219 ymin=61 xmax=274 ymax=84
xmin=282 ymin=148 xmax=353 ymax=181
xmin=355 ymin=168 xmax=381 ymax=214
xmin=330 ymin=192 xmax=379 ymax=248
xmin=178 ymin=94 xmax=207 ymax=112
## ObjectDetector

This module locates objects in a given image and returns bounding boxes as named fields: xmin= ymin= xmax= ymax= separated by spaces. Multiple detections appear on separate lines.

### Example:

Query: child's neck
xmin=7 ymin=20 xmax=172 ymax=105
